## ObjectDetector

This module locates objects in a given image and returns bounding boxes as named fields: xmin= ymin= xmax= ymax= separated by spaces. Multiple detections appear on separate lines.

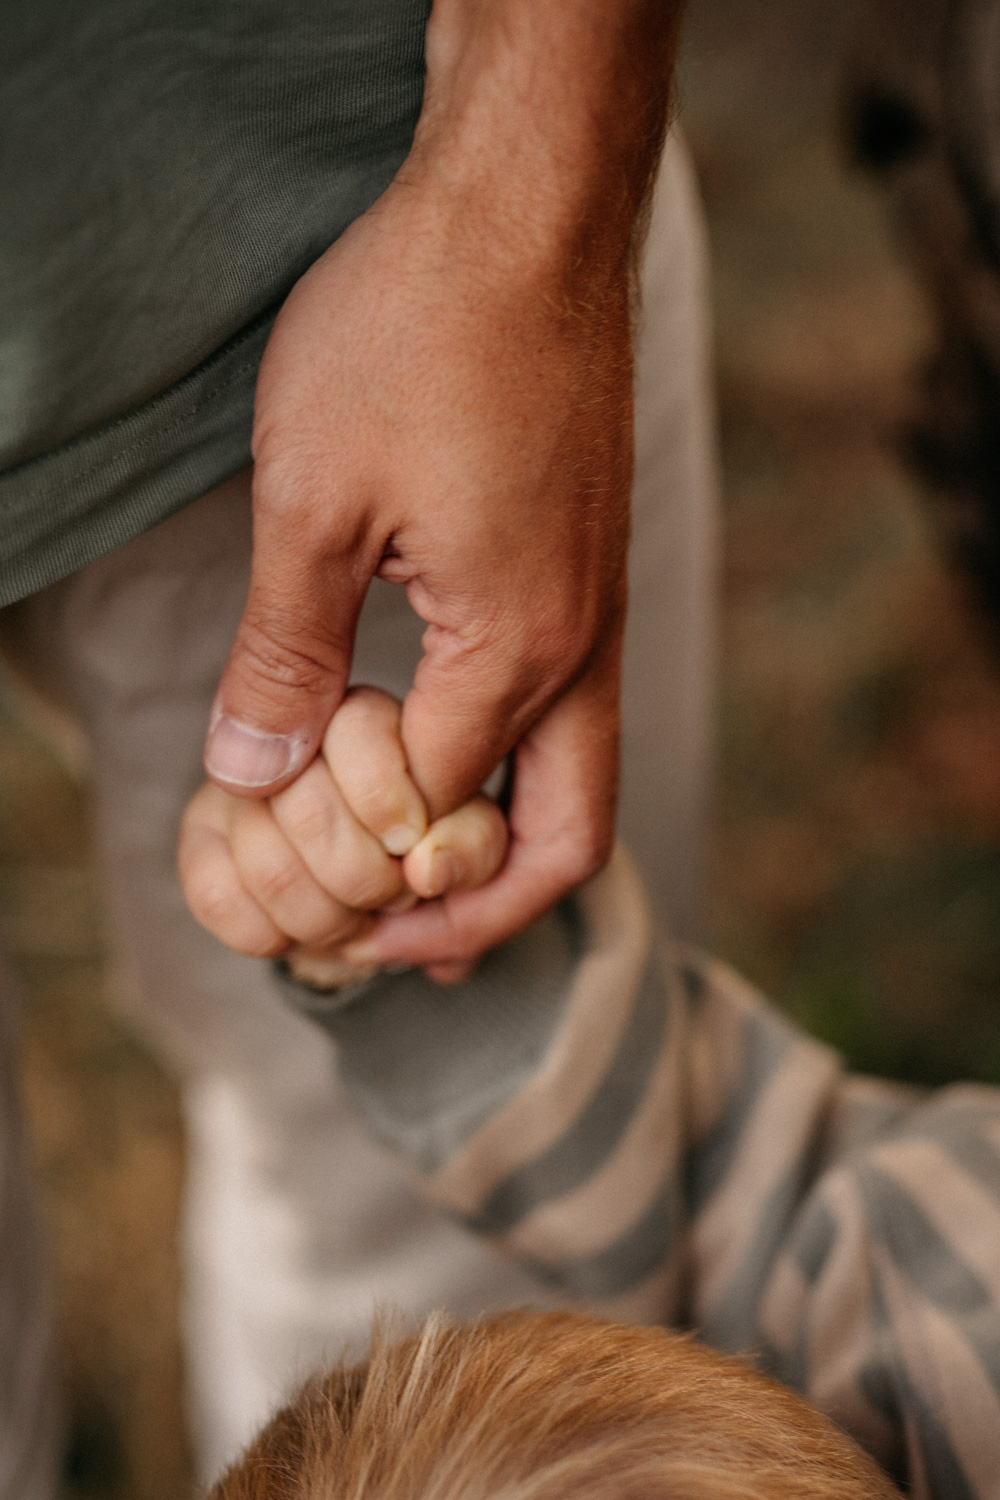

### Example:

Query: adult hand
xmin=181 ymin=688 xmax=508 ymax=985
xmin=202 ymin=0 xmax=680 ymax=968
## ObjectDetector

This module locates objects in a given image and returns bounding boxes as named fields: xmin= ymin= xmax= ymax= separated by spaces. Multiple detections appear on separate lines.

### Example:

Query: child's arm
xmin=179 ymin=686 xmax=508 ymax=985
xmin=180 ymin=683 xmax=1000 ymax=1497
xmin=273 ymin=842 xmax=1000 ymax=1500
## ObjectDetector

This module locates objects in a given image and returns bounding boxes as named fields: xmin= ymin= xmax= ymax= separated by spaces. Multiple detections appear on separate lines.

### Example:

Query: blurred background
xmin=5 ymin=0 xmax=1000 ymax=1493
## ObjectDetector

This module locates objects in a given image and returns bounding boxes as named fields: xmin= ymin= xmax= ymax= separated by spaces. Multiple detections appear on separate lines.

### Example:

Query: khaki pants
xmin=0 ymin=132 xmax=717 ymax=1488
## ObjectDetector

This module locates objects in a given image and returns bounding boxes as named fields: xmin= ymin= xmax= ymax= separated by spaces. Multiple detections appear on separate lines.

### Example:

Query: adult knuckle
xmin=530 ymin=614 xmax=585 ymax=677
xmin=236 ymin=619 xmax=338 ymax=697
xmin=500 ymin=606 xmax=590 ymax=696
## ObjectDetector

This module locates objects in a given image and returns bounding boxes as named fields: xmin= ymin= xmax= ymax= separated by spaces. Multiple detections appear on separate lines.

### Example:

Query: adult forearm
xmin=203 ymin=0 xmax=684 ymax=970
xmin=407 ymin=0 xmax=683 ymax=275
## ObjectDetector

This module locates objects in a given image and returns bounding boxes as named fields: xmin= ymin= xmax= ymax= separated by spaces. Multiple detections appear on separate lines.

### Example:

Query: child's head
xmin=210 ymin=1311 xmax=898 ymax=1500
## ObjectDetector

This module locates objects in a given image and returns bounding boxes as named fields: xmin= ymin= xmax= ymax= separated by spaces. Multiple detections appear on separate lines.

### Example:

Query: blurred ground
xmin=685 ymin=0 xmax=1000 ymax=1082
xmin=5 ymin=0 xmax=1000 ymax=1494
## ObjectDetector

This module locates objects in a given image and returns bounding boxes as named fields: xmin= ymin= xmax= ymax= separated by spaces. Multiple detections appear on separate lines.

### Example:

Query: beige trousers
xmin=1 ymin=131 xmax=717 ymax=1488
xmin=0 ymin=960 xmax=60 ymax=1500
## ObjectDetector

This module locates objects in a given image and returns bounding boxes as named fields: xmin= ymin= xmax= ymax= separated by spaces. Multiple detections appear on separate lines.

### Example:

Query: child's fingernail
xmin=424 ymin=849 xmax=457 ymax=899
xmin=382 ymin=823 xmax=422 ymax=857
xmin=205 ymin=714 xmax=309 ymax=788
xmin=340 ymin=936 xmax=379 ymax=967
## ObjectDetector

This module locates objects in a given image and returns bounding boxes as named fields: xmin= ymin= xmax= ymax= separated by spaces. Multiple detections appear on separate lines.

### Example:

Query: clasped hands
xmin=176 ymin=165 xmax=635 ymax=977
xmin=174 ymin=0 xmax=681 ymax=978
xmin=181 ymin=687 xmax=512 ymax=987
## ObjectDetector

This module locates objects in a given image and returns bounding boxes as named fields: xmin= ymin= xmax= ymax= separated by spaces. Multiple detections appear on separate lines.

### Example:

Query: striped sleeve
xmin=276 ymin=844 xmax=1000 ymax=1500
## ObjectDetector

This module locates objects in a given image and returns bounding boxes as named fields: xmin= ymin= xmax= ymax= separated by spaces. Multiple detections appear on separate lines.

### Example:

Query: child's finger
xmin=403 ymin=795 xmax=509 ymax=901
xmin=322 ymin=687 xmax=428 ymax=856
xmin=178 ymin=784 xmax=288 ymax=957
xmin=283 ymin=937 xmax=378 ymax=991
xmin=225 ymin=795 xmax=366 ymax=948
xmin=271 ymin=754 xmax=407 ymax=911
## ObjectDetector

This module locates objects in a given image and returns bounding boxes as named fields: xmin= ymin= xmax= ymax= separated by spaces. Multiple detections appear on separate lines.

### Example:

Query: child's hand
xmin=179 ymin=688 xmax=508 ymax=984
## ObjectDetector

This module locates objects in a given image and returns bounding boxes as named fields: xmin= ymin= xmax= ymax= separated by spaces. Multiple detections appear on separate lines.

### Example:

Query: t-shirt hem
xmin=0 ymin=305 xmax=277 ymax=605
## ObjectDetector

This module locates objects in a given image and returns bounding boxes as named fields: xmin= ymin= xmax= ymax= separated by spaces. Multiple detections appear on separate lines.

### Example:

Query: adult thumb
xmin=204 ymin=528 xmax=372 ymax=797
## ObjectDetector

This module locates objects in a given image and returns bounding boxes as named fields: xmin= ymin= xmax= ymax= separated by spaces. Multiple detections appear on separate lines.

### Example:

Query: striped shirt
xmin=280 ymin=846 xmax=1000 ymax=1500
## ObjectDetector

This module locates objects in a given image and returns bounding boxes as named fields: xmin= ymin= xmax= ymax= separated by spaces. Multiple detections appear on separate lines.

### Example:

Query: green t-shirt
xmin=0 ymin=0 xmax=430 ymax=604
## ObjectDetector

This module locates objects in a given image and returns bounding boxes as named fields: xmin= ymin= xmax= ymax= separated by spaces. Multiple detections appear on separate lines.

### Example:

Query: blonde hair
xmin=210 ymin=1311 xmax=898 ymax=1500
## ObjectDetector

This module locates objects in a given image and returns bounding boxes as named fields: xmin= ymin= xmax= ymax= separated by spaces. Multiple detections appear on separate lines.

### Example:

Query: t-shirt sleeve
xmin=276 ymin=847 xmax=692 ymax=1322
